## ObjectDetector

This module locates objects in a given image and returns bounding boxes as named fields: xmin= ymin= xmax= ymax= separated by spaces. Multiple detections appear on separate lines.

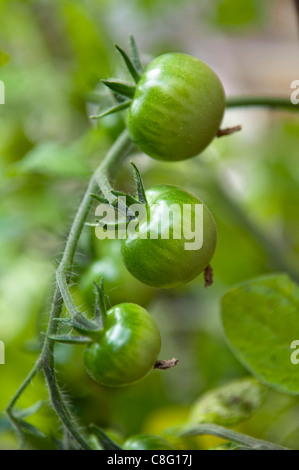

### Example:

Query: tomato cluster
xmin=65 ymin=44 xmax=223 ymax=390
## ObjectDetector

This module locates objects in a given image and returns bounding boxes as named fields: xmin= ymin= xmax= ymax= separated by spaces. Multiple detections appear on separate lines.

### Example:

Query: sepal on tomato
xmin=130 ymin=161 xmax=148 ymax=206
xmin=93 ymin=278 xmax=107 ymax=328
xmin=129 ymin=35 xmax=143 ymax=74
xmin=49 ymin=280 xmax=112 ymax=344
xmin=47 ymin=334 xmax=93 ymax=345
xmin=90 ymin=37 xmax=143 ymax=122
xmin=52 ymin=314 xmax=103 ymax=340
xmin=101 ymin=79 xmax=135 ymax=99
xmin=114 ymin=43 xmax=141 ymax=83
xmin=90 ymin=100 xmax=131 ymax=120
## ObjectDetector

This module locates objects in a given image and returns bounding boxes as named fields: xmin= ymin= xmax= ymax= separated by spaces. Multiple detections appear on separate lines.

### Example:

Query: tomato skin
xmin=83 ymin=303 xmax=161 ymax=387
xmin=123 ymin=434 xmax=175 ymax=451
xmin=121 ymin=185 xmax=217 ymax=289
xmin=127 ymin=53 xmax=225 ymax=161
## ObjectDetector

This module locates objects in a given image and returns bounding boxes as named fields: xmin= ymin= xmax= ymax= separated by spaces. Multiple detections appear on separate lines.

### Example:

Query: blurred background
xmin=0 ymin=0 xmax=299 ymax=450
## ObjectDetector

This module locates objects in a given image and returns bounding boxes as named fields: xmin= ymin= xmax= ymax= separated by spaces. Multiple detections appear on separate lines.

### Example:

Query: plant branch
xmin=181 ymin=424 xmax=288 ymax=450
xmin=56 ymin=130 xmax=134 ymax=318
xmin=226 ymin=96 xmax=298 ymax=111
xmin=5 ymin=361 xmax=42 ymax=448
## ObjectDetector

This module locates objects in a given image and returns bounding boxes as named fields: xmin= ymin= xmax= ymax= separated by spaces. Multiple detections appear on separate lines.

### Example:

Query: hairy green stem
xmin=181 ymin=424 xmax=288 ymax=450
xmin=6 ymin=130 xmax=134 ymax=450
xmin=56 ymin=130 xmax=134 ymax=317
xmin=40 ymin=287 xmax=92 ymax=450
xmin=226 ymin=96 xmax=298 ymax=111
xmin=6 ymin=361 xmax=42 ymax=449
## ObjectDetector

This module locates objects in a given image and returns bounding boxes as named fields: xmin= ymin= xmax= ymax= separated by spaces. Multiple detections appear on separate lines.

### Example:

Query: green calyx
xmin=90 ymin=36 xmax=143 ymax=121
xmin=89 ymin=162 xmax=148 ymax=231
xmin=131 ymin=162 xmax=148 ymax=206
xmin=48 ymin=279 xmax=108 ymax=345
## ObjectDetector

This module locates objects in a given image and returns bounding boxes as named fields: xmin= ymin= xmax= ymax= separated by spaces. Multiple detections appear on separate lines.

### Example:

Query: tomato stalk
xmin=6 ymin=130 xmax=135 ymax=450
xmin=226 ymin=96 xmax=299 ymax=111
xmin=181 ymin=424 xmax=288 ymax=451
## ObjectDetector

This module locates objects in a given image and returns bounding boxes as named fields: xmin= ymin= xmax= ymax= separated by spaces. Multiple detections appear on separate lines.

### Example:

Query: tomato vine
xmin=5 ymin=38 xmax=299 ymax=451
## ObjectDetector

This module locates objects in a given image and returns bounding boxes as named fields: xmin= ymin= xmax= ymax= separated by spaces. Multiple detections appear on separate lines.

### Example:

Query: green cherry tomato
xmin=83 ymin=303 xmax=161 ymax=387
xmin=121 ymin=185 xmax=217 ymax=289
xmin=123 ymin=434 xmax=176 ymax=451
xmin=127 ymin=53 xmax=225 ymax=161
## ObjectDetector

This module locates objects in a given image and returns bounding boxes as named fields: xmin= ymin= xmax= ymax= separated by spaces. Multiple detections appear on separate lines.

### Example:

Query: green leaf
xmin=10 ymin=142 xmax=90 ymax=178
xmin=221 ymin=274 xmax=299 ymax=395
xmin=0 ymin=413 xmax=13 ymax=433
xmin=101 ymin=79 xmax=135 ymax=99
xmin=89 ymin=424 xmax=122 ymax=450
xmin=14 ymin=401 xmax=44 ymax=420
xmin=18 ymin=420 xmax=46 ymax=439
xmin=189 ymin=377 xmax=266 ymax=427
xmin=211 ymin=0 xmax=269 ymax=30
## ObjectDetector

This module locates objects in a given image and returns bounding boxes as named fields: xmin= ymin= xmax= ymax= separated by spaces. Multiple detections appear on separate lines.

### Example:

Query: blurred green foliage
xmin=209 ymin=0 xmax=270 ymax=30
xmin=1 ymin=0 xmax=299 ymax=450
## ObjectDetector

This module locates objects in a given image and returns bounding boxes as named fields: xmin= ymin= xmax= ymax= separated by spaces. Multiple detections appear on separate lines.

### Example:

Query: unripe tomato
xmin=123 ymin=434 xmax=175 ymax=450
xmin=127 ymin=53 xmax=225 ymax=161
xmin=121 ymin=185 xmax=217 ymax=288
xmin=83 ymin=303 xmax=161 ymax=387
